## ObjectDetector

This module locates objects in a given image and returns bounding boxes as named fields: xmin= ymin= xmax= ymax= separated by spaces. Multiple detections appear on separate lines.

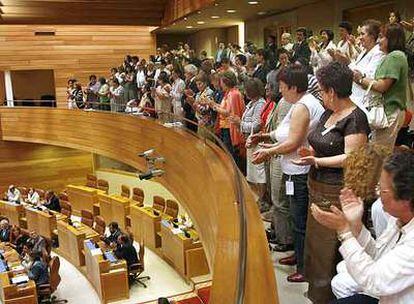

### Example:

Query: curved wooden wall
xmin=0 ymin=108 xmax=278 ymax=304
xmin=0 ymin=140 xmax=93 ymax=194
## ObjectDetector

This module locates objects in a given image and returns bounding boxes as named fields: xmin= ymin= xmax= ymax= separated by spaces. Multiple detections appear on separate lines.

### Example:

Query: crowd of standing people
xmin=65 ymin=11 xmax=414 ymax=304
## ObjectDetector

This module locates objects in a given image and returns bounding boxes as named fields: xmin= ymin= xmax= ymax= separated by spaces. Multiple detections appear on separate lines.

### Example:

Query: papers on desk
xmin=11 ymin=265 xmax=25 ymax=272
xmin=90 ymin=248 xmax=102 ymax=256
xmin=171 ymin=228 xmax=182 ymax=235
xmin=11 ymin=274 xmax=29 ymax=285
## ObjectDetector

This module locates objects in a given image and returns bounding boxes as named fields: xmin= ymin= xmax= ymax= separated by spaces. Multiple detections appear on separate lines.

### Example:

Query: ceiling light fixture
xmin=257 ymin=11 xmax=267 ymax=15
xmin=211 ymin=15 xmax=220 ymax=19
xmin=197 ymin=21 xmax=205 ymax=24
xmin=226 ymin=9 xmax=236 ymax=13
xmin=184 ymin=17 xmax=188 ymax=21
xmin=248 ymin=1 xmax=259 ymax=4
xmin=186 ymin=26 xmax=194 ymax=29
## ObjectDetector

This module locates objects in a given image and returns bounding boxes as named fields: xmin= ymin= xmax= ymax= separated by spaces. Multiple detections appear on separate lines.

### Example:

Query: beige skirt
xmin=304 ymin=177 xmax=342 ymax=304
xmin=246 ymin=145 xmax=266 ymax=184
xmin=371 ymin=109 xmax=404 ymax=147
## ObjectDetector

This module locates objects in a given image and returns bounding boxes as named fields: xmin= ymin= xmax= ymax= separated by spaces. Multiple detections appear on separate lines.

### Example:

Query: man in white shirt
xmin=335 ymin=21 xmax=358 ymax=63
xmin=27 ymin=188 xmax=40 ymax=205
xmin=7 ymin=185 xmax=21 ymax=203
xmin=311 ymin=151 xmax=414 ymax=304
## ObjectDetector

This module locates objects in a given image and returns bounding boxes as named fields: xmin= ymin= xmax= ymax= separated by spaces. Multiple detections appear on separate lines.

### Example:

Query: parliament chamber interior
xmin=1 ymin=0 xmax=414 ymax=304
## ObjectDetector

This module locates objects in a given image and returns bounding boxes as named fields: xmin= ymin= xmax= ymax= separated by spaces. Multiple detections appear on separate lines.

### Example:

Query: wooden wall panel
xmin=162 ymin=0 xmax=214 ymax=25
xmin=0 ymin=140 xmax=93 ymax=194
xmin=0 ymin=25 xmax=156 ymax=107
xmin=0 ymin=108 xmax=279 ymax=304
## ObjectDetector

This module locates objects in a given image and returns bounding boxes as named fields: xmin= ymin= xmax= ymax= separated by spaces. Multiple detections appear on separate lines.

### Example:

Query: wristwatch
xmin=358 ymin=73 xmax=366 ymax=85
xmin=337 ymin=230 xmax=353 ymax=242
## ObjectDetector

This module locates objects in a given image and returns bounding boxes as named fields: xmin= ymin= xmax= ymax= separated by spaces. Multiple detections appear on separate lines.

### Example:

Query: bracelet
xmin=337 ymin=231 xmax=353 ymax=242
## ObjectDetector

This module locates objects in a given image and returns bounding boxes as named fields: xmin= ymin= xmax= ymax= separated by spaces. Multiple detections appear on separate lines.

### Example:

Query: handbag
xmin=361 ymin=81 xmax=389 ymax=130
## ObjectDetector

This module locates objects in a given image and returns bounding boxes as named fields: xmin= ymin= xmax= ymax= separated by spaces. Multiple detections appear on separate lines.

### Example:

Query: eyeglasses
xmin=375 ymin=184 xmax=392 ymax=196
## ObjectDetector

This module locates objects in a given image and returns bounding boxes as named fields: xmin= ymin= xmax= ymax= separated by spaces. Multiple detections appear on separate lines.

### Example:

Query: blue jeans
xmin=281 ymin=173 xmax=309 ymax=274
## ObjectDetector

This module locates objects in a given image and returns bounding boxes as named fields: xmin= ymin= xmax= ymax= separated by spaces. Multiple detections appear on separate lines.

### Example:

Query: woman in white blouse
xmin=229 ymin=78 xmax=266 ymax=196
xmin=310 ymin=29 xmax=336 ymax=73
xmin=252 ymin=64 xmax=324 ymax=282
xmin=170 ymin=69 xmax=186 ymax=118
xmin=349 ymin=19 xmax=384 ymax=109
xmin=152 ymin=71 xmax=172 ymax=122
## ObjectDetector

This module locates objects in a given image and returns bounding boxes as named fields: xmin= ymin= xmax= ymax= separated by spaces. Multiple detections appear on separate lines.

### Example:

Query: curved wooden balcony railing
xmin=0 ymin=107 xmax=278 ymax=304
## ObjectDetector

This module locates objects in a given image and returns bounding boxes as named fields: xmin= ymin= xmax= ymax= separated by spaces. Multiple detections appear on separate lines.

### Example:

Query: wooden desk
xmin=66 ymin=185 xmax=105 ymax=214
xmin=57 ymin=220 xmax=99 ymax=267
xmin=84 ymin=240 xmax=129 ymax=303
xmin=24 ymin=207 xmax=57 ymax=239
xmin=0 ymin=244 xmax=37 ymax=304
xmin=0 ymin=201 xmax=24 ymax=227
xmin=160 ymin=222 xmax=209 ymax=280
xmin=97 ymin=194 xmax=134 ymax=230
xmin=130 ymin=206 xmax=161 ymax=252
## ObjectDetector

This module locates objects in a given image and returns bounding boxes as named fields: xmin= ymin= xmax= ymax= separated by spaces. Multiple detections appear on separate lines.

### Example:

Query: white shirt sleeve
xmin=365 ymin=50 xmax=384 ymax=79
xmin=340 ymin=235 xmax=414 ymax=297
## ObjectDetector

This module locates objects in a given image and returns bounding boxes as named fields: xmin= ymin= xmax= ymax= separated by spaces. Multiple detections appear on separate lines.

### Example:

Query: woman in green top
xmin=97 ymin=77 xmax=110 ymax=111
xmin=354 ymin=23 xmax=408 ymax=146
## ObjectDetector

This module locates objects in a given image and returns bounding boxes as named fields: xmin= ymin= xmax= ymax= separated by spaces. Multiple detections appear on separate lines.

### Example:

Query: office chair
xmin=86 ymin=173 xmax=97 ymax=188
xmin=38 ymin=256 xmax=68 ymax=303
xmin=164 ymin=200 xmax=179 ymax=219
xmin=97 ymin=179 xmax=109 ymax=193
xmin=152 ymin=196 xmax=166 ymax=213
xmin=81 ymin=210 xmax=94 ymax=227
xmin=121 ymin=185 xmax=131 ymax=198
xmin=94 ymin=215 xmax=106 ymax=235
xmin=128 ymin=240 xmax=150 ymax=288
xmin=131 ymin=188 xmax=144 ymax=207
xmin=125 ymin=226 xmax=134 ymax=244
xmin=60 ymin=201 xmax=72 ymax=218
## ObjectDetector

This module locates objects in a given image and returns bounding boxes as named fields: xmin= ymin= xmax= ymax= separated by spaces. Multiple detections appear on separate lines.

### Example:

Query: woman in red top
xmin=210 ymin=71 xmax=245 ymax=170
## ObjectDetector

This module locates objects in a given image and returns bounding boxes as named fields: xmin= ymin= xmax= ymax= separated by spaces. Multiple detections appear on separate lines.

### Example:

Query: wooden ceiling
xmin=0 ymin=0 xmax=168 ymax=25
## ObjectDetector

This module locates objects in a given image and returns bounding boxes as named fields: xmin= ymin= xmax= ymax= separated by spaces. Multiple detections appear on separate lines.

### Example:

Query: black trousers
xmin=330 ymin=294 xmax=379 ymax=304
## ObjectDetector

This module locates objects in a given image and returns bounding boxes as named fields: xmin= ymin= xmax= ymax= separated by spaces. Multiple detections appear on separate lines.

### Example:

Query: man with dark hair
xmin=253 ymin=49 xmax=270 ymax=84
xmin=44 ymin=190 xmax=61 ymax=213
xmin=114 ymin=234 xmax=138 ymax=268
xmin=336 ymin=21 xmax=358 ymax=62
xmin=266 ymin=35 xmax=277 ymax=54
xmin=312 ymin=150 xmax=414 ymax=304
xmin=28 ymin=252 xmax=49 ymax=287
xmin=102 ymin=222 xmax=122 ymax=246
xmin=291 ymin=27 xmax=311 ymax=63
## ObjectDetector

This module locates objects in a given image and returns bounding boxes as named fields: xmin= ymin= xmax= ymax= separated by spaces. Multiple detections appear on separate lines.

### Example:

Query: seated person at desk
xmin=43 ymin=190 xmax=61 ymax=212
xmin=27 ymin=230 xmax=46 ymax=256
xmin=21 ymin=243 xmax=34 ymax=270
xmin=101 ymin=222 xmax=122 ymax=246
xmin=7 ymin=225 xmax=29 ymax=254
xmin=6 ymin=185 xmax=21 ymax=203
xmin=114 ymin=234 xmax=138 ymax=268
xmin=26 ymin=188 xmax=40 ymax=205
xmin=28 ymin=252 xmax=49 ymax=286
xmin=0 ymin=219 xmax=10 ymax=242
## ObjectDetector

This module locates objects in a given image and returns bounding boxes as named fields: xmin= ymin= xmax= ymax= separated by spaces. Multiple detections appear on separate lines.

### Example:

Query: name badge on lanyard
xmin=321 ymin=124 xmax=336 ymax=136
xmin=286 ymin=176 xmax=294 ymax=196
